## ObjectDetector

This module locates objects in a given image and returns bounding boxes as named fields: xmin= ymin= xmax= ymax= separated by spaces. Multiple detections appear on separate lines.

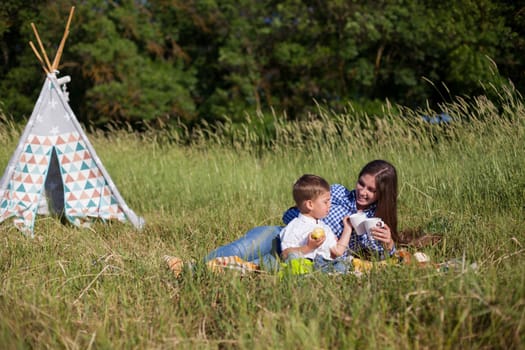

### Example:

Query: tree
xmin=0 ymin=0 xmax=523 ymax=127
xmin=0 ymin=0 xmax=197 ymax=127
xmin=69 ymin=0 xmax=197 ymax=126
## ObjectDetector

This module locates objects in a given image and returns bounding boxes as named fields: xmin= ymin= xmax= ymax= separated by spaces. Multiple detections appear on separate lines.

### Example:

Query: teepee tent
xmin=0 ymin=7 xmax=144 ymax=236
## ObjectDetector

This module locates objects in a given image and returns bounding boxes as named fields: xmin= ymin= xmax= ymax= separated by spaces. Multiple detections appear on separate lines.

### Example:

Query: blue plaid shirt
xmin=282 ymin=184 xmax=395 ymax=259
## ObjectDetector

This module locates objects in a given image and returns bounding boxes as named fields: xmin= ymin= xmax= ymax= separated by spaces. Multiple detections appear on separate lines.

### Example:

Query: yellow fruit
xmin=311 ymin=227 xmax=325 ymax=240
xmin=352 ymin=258 xmax=373 ymax=272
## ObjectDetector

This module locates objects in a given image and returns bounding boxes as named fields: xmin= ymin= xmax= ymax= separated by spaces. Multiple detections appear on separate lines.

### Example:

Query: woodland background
xmin=0 ymin=0 xmax=524 ymax=131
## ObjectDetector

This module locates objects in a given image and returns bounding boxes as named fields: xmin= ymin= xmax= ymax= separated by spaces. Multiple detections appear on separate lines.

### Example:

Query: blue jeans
xmin=312 ymin=255 xmax=349 ymax=274
xmin=204 ymin=225 xmax=282 ymax=270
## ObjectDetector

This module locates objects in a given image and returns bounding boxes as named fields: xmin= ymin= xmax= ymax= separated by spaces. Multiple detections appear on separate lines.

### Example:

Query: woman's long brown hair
xmin=359 ymin=160 xmax=398 ymax=243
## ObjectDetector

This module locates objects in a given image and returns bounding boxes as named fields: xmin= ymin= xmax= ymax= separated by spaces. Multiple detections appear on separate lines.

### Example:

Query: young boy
xmin=279 ymin=174 xmax=353 ymax=274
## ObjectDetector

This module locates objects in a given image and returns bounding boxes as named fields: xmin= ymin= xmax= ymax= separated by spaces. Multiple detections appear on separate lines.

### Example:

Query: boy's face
xmin=309 ymin=191 xmax=331 ymax=219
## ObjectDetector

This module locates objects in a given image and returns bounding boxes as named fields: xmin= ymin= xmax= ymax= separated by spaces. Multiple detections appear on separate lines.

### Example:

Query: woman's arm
xmin=282 ymin=206 xmax=300 ymax=225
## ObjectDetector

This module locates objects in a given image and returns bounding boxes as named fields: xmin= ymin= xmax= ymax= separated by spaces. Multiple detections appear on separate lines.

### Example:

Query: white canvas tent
xmin=0 ymin=8 xmax=144 ymax=236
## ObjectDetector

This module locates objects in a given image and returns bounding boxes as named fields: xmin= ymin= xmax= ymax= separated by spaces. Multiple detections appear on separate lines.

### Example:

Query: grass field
xmin=1 ymin=87 xmax=524 ymax=349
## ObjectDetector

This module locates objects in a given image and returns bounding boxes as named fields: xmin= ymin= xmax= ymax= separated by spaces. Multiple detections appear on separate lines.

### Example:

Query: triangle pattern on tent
xmin=54 ymin=131 xmax=126 ymax=223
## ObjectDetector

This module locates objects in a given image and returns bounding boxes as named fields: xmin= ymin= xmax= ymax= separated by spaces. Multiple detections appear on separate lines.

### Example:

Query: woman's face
xmin=355 ymin=173 xmax=378 ymax=209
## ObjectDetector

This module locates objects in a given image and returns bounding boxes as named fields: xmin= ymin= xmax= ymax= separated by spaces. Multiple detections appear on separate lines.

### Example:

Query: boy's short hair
xmin=292 ymin=174 xmax=330 ymax=207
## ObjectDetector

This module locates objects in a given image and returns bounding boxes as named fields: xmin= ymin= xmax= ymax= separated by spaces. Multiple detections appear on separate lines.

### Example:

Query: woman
xmin=203 ymin=160 xmax=398 ymax=270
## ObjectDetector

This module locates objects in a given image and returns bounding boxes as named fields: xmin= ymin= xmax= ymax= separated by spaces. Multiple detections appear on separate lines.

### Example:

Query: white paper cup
xmin=349 ymin=212 xmax=367 ymax=235
xmin=363 ymin=217 xmax=384 ymax=240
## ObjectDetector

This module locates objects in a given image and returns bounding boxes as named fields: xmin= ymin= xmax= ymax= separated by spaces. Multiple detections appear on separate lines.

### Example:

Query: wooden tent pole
xmin=51 ymin=6 xmax=75 ymax=71
xmin=29 ymin=41 xmax=50 ymax=74
xmin=30 ymin=22 xmax=53 ymax=73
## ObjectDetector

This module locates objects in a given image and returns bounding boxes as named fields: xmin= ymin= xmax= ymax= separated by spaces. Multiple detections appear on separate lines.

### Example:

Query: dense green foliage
xmin=0 ymin=0 xmax=523 ymax=128
xmin=0 ymin=81 xmax=524 ymax=349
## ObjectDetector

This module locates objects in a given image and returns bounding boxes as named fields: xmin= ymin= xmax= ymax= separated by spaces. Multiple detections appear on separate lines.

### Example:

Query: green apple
xmin=311 ymin=227 xmax=325 ymax=240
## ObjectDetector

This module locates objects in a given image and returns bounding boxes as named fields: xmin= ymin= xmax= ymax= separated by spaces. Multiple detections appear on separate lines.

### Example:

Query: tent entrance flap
xmin=41 ymin=147 xmax=64 ymax=216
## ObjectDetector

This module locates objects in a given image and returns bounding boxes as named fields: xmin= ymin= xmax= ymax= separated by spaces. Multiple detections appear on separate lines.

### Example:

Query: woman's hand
xmin=370 ymin=223 xmax=394 ymax=251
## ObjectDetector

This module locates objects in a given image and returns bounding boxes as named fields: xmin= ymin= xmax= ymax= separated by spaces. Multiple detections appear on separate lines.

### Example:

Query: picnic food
xmin=311 ymin=227 xmax=325 ymax=240
xmin=164 ymin=255 xmax=184 ymax=277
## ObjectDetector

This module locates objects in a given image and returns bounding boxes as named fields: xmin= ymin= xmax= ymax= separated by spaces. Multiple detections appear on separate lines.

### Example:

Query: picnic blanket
xmin=164 ymin=255 xmax=260 ymax=277
xmin=165 ymin=248 xmax=477 ymax=278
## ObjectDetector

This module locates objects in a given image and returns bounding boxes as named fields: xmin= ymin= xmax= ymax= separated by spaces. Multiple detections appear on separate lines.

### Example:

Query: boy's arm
xmin=330 ymin=216 xmax=353 ymax=257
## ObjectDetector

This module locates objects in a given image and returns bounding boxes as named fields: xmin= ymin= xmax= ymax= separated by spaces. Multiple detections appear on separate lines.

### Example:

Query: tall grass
xmin=0 ymin=86 xmax=524 ymax=349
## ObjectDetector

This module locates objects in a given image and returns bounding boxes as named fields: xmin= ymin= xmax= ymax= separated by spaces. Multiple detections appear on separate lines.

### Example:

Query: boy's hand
xmin=342 ymin=215 xmax=352 ymax=229
xmin=307 ymin=233 xmax=325 ymax=249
